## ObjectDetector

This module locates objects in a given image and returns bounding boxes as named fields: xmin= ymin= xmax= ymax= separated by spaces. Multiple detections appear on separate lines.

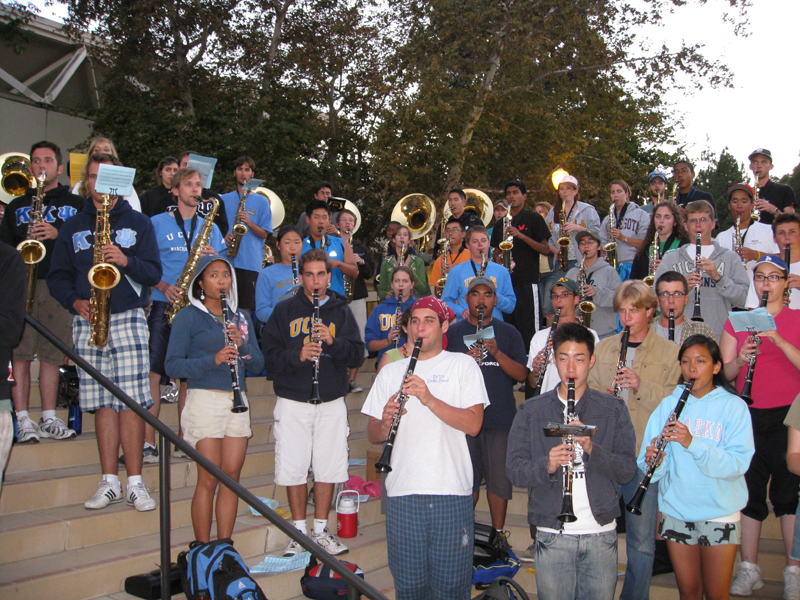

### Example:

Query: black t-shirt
xmin=152 ymin=188 xmax=229 ymax=236
xmin=351 ymin=241 xmax=375 ymax=301
xmin=757 ymin=180 xmax=798 ymax=226
xmin=447 ymin=318 xmax=527 ymax=429
xmin=490 ymin=208 xmax=550 ymax=284
xmin=139 ymin=185 xmax=172 ymax=218
xmin=432 ymin=210 xmax=484 ymax=260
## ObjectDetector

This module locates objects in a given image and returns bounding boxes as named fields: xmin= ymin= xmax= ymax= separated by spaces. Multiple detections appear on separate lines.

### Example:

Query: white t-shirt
xmin=527 ymin=325 xmax=600 ymax=394
xmin=715 ymin=222 xmax=779 ymax=271
xmin=361 ymin=351 xmax=490 ymax=497
xmin=745 ymin=260 xmax=800 ymax=309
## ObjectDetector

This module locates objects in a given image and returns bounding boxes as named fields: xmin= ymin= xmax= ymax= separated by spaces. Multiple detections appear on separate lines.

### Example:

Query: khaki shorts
xmin=181 ymin=388 xmax=252 ymax=448
xmin=15 ymin=287 xmax=72 ymax=364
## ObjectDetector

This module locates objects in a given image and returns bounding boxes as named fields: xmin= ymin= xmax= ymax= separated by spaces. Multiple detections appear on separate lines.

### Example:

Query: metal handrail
xmin=25 ymin=313 xmax=388 ymax=600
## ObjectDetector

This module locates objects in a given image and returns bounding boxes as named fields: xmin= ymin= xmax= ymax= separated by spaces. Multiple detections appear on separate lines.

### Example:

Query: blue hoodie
xmin=637 ymin=384 xmax=754 ymax=522
xmin=364 ymin=294 xmax=416 ymax=363
xmin=165 ymin=254 xmax=263 ymax=391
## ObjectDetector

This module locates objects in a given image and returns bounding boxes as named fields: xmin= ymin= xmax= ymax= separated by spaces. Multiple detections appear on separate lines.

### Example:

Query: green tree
xmin=694 ymin=147 xmax=747 ymax=231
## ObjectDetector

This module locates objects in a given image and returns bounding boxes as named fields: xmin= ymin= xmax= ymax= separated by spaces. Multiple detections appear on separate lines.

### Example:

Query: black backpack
xmin=473 ymin=576 xmax=531 ymax=600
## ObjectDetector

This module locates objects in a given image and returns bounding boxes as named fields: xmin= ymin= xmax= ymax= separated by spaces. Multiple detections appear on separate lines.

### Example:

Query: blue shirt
xmin=149 ymin=212 xmax=226 ymax=303
xmin=364 ymin=295 xmax=416 ymax=364
xmin=440 ymin=259 xmax=516 ymax=321
xmin=220 ymin=190 xmax=273 ymax=272
xmin=255 ymin=263 xmax=297 ymax=324
xmin=302 ymin=235 xmax=347 ymax=296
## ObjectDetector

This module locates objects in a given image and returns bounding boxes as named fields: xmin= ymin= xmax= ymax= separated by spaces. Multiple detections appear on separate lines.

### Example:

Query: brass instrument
xmin=17 ymin=174 xmax=47 ymax=314
xmin=219 ymin=290 xmax=248 ymax=413
xmin=375 ymin=338 xmax=424 ymax=473
xmin=604 ymin=206 xmax=617 ymax=269
xmin=258 ymin=186 xmax=285 ymax=269
xmin=691 ymin=232 xmax=703 ymax=322
xmin=734 ymin=216 xmax=746 ymax=264
xmin=310 ymin=290 xmax=322 ymax=404
xmin=87 ymin=194 xmax=121 ymax=348
xmin=752 ymin=175 xmax=761 ymax=222
xmin=558 ymin=378 xmax=577 ymax=524
xmin=498 ymin=204 xmax=514 ymax=272
xmin=0 ymin=153 xmax=35 ymax=198
xmin=343 ymin=227 xmax=354 ymax=302
xmin=644 ymin=236 xmax=659 ymax=286
xmin=435 ymin=238 xmax=450 ymax=296
xmin=532 ymin=308 xmax=561 ymax=396
xmin=577 ymin=253 xmax=596 ymax=327
xmin=557 ymin=206 xmax=570 ymax=272
xmin=165 ymin=197 xmax=220 ymax=324
xmin=391 ymin=194 xmax=436 ymax=252
xmin=375 ymin=240 xmax=390 ymax=284
xmin=226 ymin=190 xmax=250 ymax=258
xmin=740 ymin=291 xmax=768 ymax=405
xmin=626 ymin=379 xmax=695 ymax=515
xmin=612 ymin=327 xmax=631 ymax=397
xmin=398 ymin=242 xmax=406 ymax=267
xmin=478 ymin=250 xmax=487 ymax=277
xmin=393 ymin=289 xmax=404 ymax=349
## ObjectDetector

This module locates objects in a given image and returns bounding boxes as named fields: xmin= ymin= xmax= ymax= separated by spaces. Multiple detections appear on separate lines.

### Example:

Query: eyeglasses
xmin=657 ymin=292 xmax=687 ymax=299
xmin=686 ymin=218 xmax=712 ymax=226
xmin=753 ymin=274 xmax=786 ymax=282
xmin=550 ymin=292 xmax=573 ymax=300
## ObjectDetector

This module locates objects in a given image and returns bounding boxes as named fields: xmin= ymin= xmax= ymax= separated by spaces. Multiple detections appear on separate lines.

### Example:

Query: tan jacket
xmin=588 ymin=327 xmax=681 ymax=452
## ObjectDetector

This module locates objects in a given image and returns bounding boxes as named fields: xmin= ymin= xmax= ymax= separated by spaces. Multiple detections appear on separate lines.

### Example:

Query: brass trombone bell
xmin=391 ymin=194 xmax=436 ymax=239
xmin=1 ymin=153 xmax=35 ymax=198
xmin=254 ymin=186 xmax=286 ymax=229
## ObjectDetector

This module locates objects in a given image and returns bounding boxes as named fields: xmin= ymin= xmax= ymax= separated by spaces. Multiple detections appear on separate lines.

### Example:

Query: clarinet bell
xmin=626 ymin=487 xmax=646 ymax=515
xmin=375 ymin=444 xmax=393 ymax=474
xmin=231 ymin=390 xmax=248 ymax=414
xmin=557 ymin=494 xmax=577 ymax=523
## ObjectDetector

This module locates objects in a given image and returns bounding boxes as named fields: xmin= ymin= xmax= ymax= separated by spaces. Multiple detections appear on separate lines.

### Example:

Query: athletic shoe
xmin=730 ymin=561 xmax=764 ymax=596
xmin=312 ymin=528 xmax=349 ymax=555
xmin=283 ymin=539 xmax=304 ymax=557
xmin=142 ymin=443 xmax=160 ymax=464
xmin=17 ymin=415 xmax=40 ymax=443
xmin=496 ymin=530 xmax=512 ymax=552
xmin=127 ymin=482 xmax=157 ymax=512
xmin=517 ymin=542 xmax=535 ymax=563
xmin=38 ymin=416 xmax=77 ymax=440
xmin=172 ymin=447 xmax=189 ymax=459
xmin=784 ymin=565 xmax=800 ymax=600
xmin=348 ymin=380 xmax=363 ymax=393
xmin=84 ymin=480 xmax=123 ymax=509
xmin=161 ymin=381 xmax=178 ymax=403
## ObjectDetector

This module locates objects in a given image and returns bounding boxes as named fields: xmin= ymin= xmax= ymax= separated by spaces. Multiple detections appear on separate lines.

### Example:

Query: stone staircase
xmin=0 ymin=361 xmax=789 ymax=600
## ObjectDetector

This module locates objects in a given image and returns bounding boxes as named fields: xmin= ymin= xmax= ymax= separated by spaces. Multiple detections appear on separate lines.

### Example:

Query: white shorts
xmin=273 ymin=397 xmax=350 ymax=486
xmin=181 ymin=389 xmax=252 ymax=448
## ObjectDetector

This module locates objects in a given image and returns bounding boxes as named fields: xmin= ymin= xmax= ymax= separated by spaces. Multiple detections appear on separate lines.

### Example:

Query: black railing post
xmin=348 ymin=585 xmax=361 ymax=600
xmin=159 ymin=431 xmax=171 ymax=599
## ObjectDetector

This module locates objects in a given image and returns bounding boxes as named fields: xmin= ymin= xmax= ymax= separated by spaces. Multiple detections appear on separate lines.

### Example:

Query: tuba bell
xmin=254 ymin=186 xmax=285 ymax=268
xmin=1 ymin=153 xmax=35 ymax=200
xmin=391 ymin=194 xmax=436 ymax=252
xmin=441 ymin=188 xmax=492 ymax=226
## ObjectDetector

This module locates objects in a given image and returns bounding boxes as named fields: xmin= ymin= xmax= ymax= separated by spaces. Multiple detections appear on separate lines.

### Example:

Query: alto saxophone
xmin=17 ymin=173 xmax=47 ymax=314
xmin=577 ymin=253 xmax=596 ymax=327
xmin=435 ymin=238 xmax=450 ymax=298
xmin=734 ymin=215 xmax=746 ymax=264
xmin=226 ymin=190 xmax=250 ymax=258
xmin=478 ymin=250 xmax=487 ymax=277
xmin=603 ymin=206 xmax=617 ymax=269
xmin=374 ymin=240 xmax=389 ymax=284
xmin=87 ymin=194 xmax=121 ymax=348
xmin=343 ymin=228 xmax=354 ymax=302
xmin=557 ymin=207 xmax=570 ymax=271
xmin=644 ymin=236 xmax=659 ymax=286
xmin=166 ymin=197 xmax=220 ymax=324
xmin=499 ymin=206 xmax=514 ymax=272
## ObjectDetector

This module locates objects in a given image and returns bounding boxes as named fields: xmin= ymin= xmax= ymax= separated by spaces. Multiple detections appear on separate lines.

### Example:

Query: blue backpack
xmin=181 ymin=539 xmax=268 ymax=600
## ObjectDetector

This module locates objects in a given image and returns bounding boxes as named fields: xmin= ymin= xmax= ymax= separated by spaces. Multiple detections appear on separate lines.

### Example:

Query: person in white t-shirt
xmin=362 ymin=296 xmax=489 ymax=600
xmin=745 ymin=212 xmax=800 ymax=310
xmin=715 ymin=183 xmax=779 ymax=272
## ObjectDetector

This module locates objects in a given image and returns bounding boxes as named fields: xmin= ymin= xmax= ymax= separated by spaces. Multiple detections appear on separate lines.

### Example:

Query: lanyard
xmin=174 ymin=211 xmax=198 ymax=251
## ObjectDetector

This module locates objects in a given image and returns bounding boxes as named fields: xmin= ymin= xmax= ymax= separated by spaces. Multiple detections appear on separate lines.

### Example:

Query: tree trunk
xmin=169 ymin=8 xmax=195 ymax=118
xmin=258 ymin=0 xmax=294 ymax=122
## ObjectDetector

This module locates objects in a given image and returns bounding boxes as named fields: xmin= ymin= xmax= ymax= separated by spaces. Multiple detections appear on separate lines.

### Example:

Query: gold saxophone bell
xmin=579 ymin=299 xmax=597 ymax=314
xmin=1 ymin=153 xmax=35 ymax=197
xmin=17 ymin=238 xmax=46 ymax=264
xmin=88 ymin=262 xmax=121 ymax=290
xmin=643 ymin=274 xmax=655 ymax=286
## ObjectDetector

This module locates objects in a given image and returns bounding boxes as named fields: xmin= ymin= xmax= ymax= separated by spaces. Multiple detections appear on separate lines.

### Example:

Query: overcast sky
xmin=30 ymin=0 xmax=800 ymax=178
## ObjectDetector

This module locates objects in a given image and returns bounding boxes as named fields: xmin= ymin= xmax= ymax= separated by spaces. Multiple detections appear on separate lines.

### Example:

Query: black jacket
xmin=0 ymin=241 xmax=26 ymax=400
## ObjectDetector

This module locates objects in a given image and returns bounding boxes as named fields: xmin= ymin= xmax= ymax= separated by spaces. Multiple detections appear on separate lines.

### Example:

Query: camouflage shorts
xmin=659 ymin=514 xmax=740 ymax=546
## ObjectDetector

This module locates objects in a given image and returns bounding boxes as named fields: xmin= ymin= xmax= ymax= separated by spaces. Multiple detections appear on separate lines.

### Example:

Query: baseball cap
xmin=575 ymin=229 xmax=602 ymax=245
xmin=748 ymin=148 xmax=772 ymax=162
xmin=559 ymin=175 xmax=579 ymax=188
xmin=551 ymin=277 xmax=579 ymax=294
xmin=754 ymin=255 xmax=787 ymax=272
xmin=648 ymin=170 xmax=667 ymax=183
xmin=468 ymin=276 xmax=497 ymax=293
xmin=727 ymin=183 xmax=754 ymax=201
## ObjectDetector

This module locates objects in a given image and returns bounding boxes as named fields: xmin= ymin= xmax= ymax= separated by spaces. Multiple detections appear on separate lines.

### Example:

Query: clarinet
xmin=476 ymin=306 xmax=485 ymax=366
xmin=626 ymin=379 xmax=695 ymax=515
xmin=310 ymin=290 xmax=322 ymax=404
xmin=291 ymin=253 xmax=299 ymax=293
xmin=785 ymin=246 xmax=792 ymax=306
xmin=532 ymin=308 xmax=561 ymax=396
xmin=668 ymin=309 xmax=675 ymax=342
xmin=393 ymin=289 xmax=404 ymax=349
xmin=740 ymin=291 xmax=768 ymax=405
xmin=558 ymin=378 xmax=577 ymax=523
xmin=691 ymin=232 xmax=704 ymax=322
xmin=612 ymin=327 xmax=631 ymax=397
xmin=219 ymin=291 xmax=248 ymax=414
xmin=375 ymin=338 xmax=424 ymax=473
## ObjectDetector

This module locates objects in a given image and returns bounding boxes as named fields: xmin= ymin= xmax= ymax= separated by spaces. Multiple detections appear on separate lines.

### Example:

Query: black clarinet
xmin=740 ymin=291 xmax=768 ymax=405
xmin=219 ymin=291 xmax=248 ymax=414
xmin=611 ymin=327 xmax=631 ymax=397
xmin=291 ymin=253 xmax=299 ymax=293
xmin=785 ymin=246 xmax=792 ymax=305
xmin=476 ymin=306 xmax=485 ymax=366
xmin=310 ymin=290 xmax=322 ymax=404
xmin=626 ymin=379 xmax=695 ymax=514
xmin=558 ymin=378 xmax=577 ymax=523
xmin=375 ymin=338 xmax=424 ymax=473
xmin=691 ymin=232 xmax=703 ymax=322
xmin=668 ymin=309 xmax=675 ymax=342
xmin=393 ymin=289 xmax=404 ymax=349
xmin=532 ymin=308 xmax=561 ymax=396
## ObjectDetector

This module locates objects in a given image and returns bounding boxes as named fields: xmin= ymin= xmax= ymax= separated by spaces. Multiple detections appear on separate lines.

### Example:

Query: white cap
xmin=560 ymin=175 xmax=579 ymax=188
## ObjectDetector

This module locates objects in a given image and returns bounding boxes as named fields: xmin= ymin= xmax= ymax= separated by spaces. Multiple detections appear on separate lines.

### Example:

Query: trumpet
xmin=626 ymin=379 xmax=695 ymax=515
xmin=740 ymin=291 xmax=768 ymax=405
xmin=532 ymin=308 xmax=561 ymax=396
xmin=558 ymin=378 xmax=577 ymax=523
xmin=219 ymin=290 xmax=248 ymax=414
xmin=557 ymin=207 xmax=570 ymax=272
xmin=612 ymin=327 xmax=630 ymax=398
xmin=310 ymin=290 xmax=322 ymax=404
xmin=644 ymin=236 xmax=659 ymax=286
xmin=691 ymin=232 xmax=703 ymax=322
xmin=604 ymin=206 xmax=617 ymax=269
xmin=17 ymin=173 xmax=47 ymax=314
xmin=375 ymin=338 xmax=424 ymax=473
xmin=577 ymin=253 xmax=595 ymax=327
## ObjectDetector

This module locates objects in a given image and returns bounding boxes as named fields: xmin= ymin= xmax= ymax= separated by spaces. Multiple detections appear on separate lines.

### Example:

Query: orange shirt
xmin=429 ymin=245 xmax=470 ymax=289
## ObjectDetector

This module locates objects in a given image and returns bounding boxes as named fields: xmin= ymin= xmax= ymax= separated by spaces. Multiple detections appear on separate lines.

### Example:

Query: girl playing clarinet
xmin=254 ymin=225 xmax=303 ymax=326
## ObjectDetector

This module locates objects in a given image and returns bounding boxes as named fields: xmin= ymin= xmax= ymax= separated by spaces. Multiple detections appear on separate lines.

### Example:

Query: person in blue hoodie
xmin=254 ymin=225 xmax=303 ymax=325
xmin=365 ymin=265 xmax=417 ymax=364
xmin=638 ymin=334 xmax=754 ymax=600
xmin=47 ymin=152 xmax=162 ymax=513
xmin=164 ymin=253 xmax=263 ymax=543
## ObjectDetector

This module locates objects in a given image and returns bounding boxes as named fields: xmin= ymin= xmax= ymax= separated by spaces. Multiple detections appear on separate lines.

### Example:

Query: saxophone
xmin=166 ymin=197 xmax=220 ymax=324
xmin=87 ymin=194 xmax=121 ymax=348
xmin=557 ymin=206 xmax=570 ymax=271
xmin=226 ymin=190 xmax=250 ymax=258
xmin=603 ymin=206 xmax=617 ymax=269
xmin=375 ymin=240 xmax=389 ymax=284
xmin=17 ymin=173 xmax=47 ymax=314
xmin=734 ymin=215 xmax=746 ymax=264
xmin=644 ymin=236 xmax=659 ymax=285
xmin=435 ymin=238 xmax=450 ymax=298
xmin=499 ymin=206 xmax=514 ymax=272
xmin=577 ymin=253 xmax=596 ymax=327
xmin=479 ymin=250 xmax=487 ymax=277
xmin=343 ymin=228 xmax=354 ymax=302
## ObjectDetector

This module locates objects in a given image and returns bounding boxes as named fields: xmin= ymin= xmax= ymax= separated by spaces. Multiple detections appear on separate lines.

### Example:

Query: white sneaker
xmin=731 ymin=561 xmax=764 ymax=596
xmin=785 ymin=565 xmax=800 ymax=600
xmin=38 ymin=416 xmax=76 ymax=440
xmin=283 ymin=539 xmax=304 ymax=557
xmin=126 ymin=482 xmax=157 ymax=512
xmin=312 ymin=528 xmax=348 ymax=555
xmin=84 ymin=480 xmax=123 ymax=509
xmin=17 ymin=415 xmax=40 ymax=443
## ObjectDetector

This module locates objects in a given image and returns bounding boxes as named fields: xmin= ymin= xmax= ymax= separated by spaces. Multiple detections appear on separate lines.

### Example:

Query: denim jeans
xmin=535 ymin=529 xmax=618 ymax=600
xmin=618 ymin=468 xmax=658 ymax=600
xmin=792 ymin=501 xmax=800 ymax=561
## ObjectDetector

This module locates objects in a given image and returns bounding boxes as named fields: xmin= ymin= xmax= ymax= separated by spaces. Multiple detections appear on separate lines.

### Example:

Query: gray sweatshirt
xmin=546 ymin=201 xmax=602 ymax=264
xmin=599 ymin=202 xmax=651 ymax=265
xmin=567 ymin=257 xmax=621 ymax=339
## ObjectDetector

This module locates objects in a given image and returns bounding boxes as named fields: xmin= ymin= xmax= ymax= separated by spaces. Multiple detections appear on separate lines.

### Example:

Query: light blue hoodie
xmin=637 ymin=383 xmax=754 ymax=522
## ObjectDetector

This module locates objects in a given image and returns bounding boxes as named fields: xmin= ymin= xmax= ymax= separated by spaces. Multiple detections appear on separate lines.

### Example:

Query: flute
xmin=219 ymin=291 xmax=248 ymax=413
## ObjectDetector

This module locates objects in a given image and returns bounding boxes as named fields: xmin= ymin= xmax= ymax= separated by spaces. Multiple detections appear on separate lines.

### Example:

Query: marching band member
xmin=0 ymin=141 xmax=83 ymax=443
xmin=164 ymin=254 xmax=263 ymax=543
xmin=365 ymin=266 xmax=417 ymax=365
xmin=715 ymin=183 xmax=778 ymax=270
xmin=745 ymin=212 xmax=800 ymax=310
xmin=639 ymin=335 xmax=753 ymax=600
xmin=302 ymin=199 xmax=358 ymax=297
xmin=630 ymin=201 xmax=690 ymax=281
xmin=429 ymin=218 xmax=469 ymax=298
xmin=261 ymin=249 xmax=364 ymax=557
xmin=377 ymin=224 xmax=429 ymax=299
xmin=374 ymin=220 xmax=401 ymax=292
xmin=430 ymin=188 xmax=484 ymax=261
xmin=599 ymin=180 xmax=649 ymax=281
xmin=653 ymin=272 xmax=691 ymax=343
xmin=139 ymin=156 xmax=179 ymax=217
xmin=295 ymin=182 xmax=334 ymax=238
xmin=254 ymin=225 xmax=304 ymax=325
xmin=47 ymin=153 xmax=161 ymax=512
xmin=363 ymin=297 xmax=487 ymax=600
xmin=673 ymin=159 xmax=716 ymax=221
xmin=749 ymin=148 xmax=798 ymax=225
xmin=73 ymin=137 xmax=141 ymax=212
xmin=641 ymin=170 xmax=668 ymax=214
xmin=507 ymin=322 xmax=636 ymax=600
xmin=720 ymin=256 xmax=800 ymax=597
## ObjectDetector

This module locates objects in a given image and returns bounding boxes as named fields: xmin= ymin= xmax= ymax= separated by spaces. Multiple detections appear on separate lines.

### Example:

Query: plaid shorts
xmin=73 ymin=309 xmax=153 ymax=413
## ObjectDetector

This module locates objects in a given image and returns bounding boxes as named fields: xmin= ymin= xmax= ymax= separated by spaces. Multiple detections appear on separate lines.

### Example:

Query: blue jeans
xmin=618 ymin=468 xmax=659 ymax=600
xmin=535 ymin=529 xmax=618 ymax=600
xmin=792 ymin=501 xmax=800 ymax=561
xmin=386 ymin=494 xmax=474 ymax=600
